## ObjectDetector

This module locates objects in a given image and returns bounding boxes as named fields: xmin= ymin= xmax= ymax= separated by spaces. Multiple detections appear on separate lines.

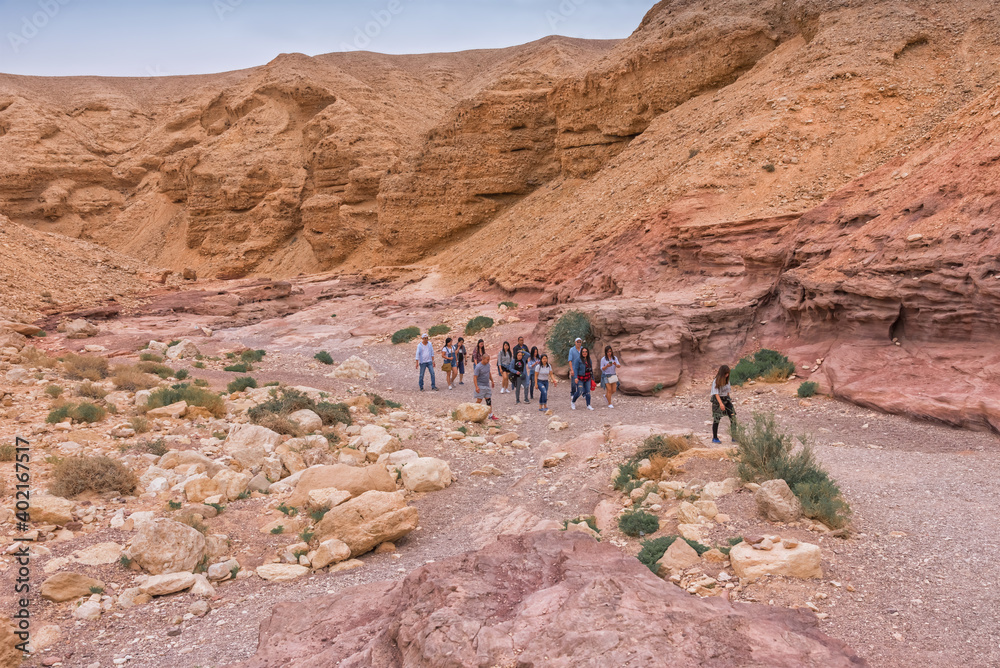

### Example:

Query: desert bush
xmin=62 ymin=353 xmax=109 ymax=381
xmin=428 ymin=324 xmax=450 ymax=337
xmin=732 ymin=411 xmax=850 ymax=528
xmin=391 ymin=326 xmax=421 ymax=345
xmin=174 ymin=369 xmax=189 ymax=380
xmin=618 ymin=510 xmax=659 ymax=537
xmin=139 ymin=352 xmax=164 ymax=362
xmin=223 ymin=363 xmax=250 ymax=373
xmin=136 ymin=361 xmax=174 ymax=379
xmin=145 ymin=383 xmax=225 ymax=417
xmin=111 ymin=365 xmax=160 ymax=391
xmin=499 ymin=301 xmax=518 ymax=309
xmin=464 ymin=316 xmax=494 ymax=336
xmin=797 ymin=381 xmax=819 ymax=398
xmin=314 ymin=351 xmax=334 ymax=365
xmin=0 ymin=443 xmax=15 ymax=462
xmin=193 ymin=361 xmax=206 ymax=369
xmin=240 ymin=349 xmax=265 ymax=364
xmin=77 ymin=381 xmax=107 ymax=400
xmin=314 ymin=402 xmax=352 ymax=427
xmin=612 ymin=460 xmax=640 ymax=491
xmin=366 ymin=392 xmax=401 ymax=411
xmin=255 ymin=412 xmax=302 ymax=437
xmin=49 ymin=456 xmax=137 ymax=497
xmin=248 ymin=388 xmax=352 ymax=429
xmin=729 ymin=349 xmax=794 ymax=386
xmin=46 ymin=401 xmax=106 ymax=424
xmin=44 ymin=384 xmax=63 ymax=399
xmin=227 ymin=376 xmax=258 ymax=393
xmin=546 ymin=311 xmax=593 ymax=367
xmin=21 ymin=346 xmax=58 ymax=368
xmin=763 ymin=163 xmax=776 ymax=172
xmin=129 ymin=416 xmax=150 ymax=434
xmin=636 ymin=433 xmax=697 ymax=461
xmin=636 ymin=536 xmax=712 ymax=572
xmin=562 ymin=516 xmax=599 ymax=533
xmin=194 ymin=378 xmax=209 ymax=387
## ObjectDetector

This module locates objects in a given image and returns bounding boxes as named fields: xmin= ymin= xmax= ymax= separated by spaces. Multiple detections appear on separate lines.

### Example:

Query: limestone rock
xmin=400 ymin=457 xmax=452 ymax=492
xmin=73 ymin=598 xmax=102 ymax=620
xmin=225 ymin=423 xmax=281 ymax=471
xmin=655 ymin=539 xmax=700 ymax=577
xmin=701 ymin=478 xmax=741 ymax=500
xmin=184 ymin=476 xmax=220 ymax=503
xmin=306 ymin=488 xmax=352 ymax=511
xmin=139 ymin=572 xmax=197 ymax=596
xmin=64 ymin=318 xmax=98 ymax=338
xmin=314 ymin=491 xmax=419 ymax=557
xmin=755 ymin=479 xmax=804 ymax=523
xmin=729 ymin=540 xmax=823 ymax=582
xmin=328 ymin=355 xmax=376 ymax=380
xmin=213 ymin=469 xmax=251 ymax=501
xmin=676 ymin=501 xmax=701 ymax=525
xmin=147 ymin=401 xmax=188 ymax=419
xmin=129 ymin=519 xmax=206 ymax=575
xmin=286 ymin=464 xmax=397 ymax=507
xmin=453 ymin=402 xmax=489 ymax=423
xmin=257 ymin=563 xmax=310 ymax=582
xmin=28 ymin=494 xmax=74 ymax=525
xmin=288 ymin=409 xmax=323 ymax=433
xmin=41 ymin=572 xmax=105 ymax=602
xmin=360 ymin=425 xmax=400 ymax=459
xmin=208 ymin=559 xmax=240 ymax=582
xmin=165 ymin=339 xmax=200 ymax=360
xmin=311 ymin=538 xmax=352 ymax=569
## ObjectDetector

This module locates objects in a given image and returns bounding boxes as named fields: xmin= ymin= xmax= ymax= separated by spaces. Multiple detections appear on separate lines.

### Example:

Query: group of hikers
xmin=414 ymin=333 xmax=623 ymax=420
xmin=414 ymin=331 xmax=737 ymax=442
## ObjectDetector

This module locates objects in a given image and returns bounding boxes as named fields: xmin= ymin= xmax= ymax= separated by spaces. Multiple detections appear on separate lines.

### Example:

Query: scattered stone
xmin=288 ymin=409 xmax=323 ymax=433
xmin=677 ymin=501 xmax=701 ymax=524
xmin=208 ymin=559 xmax=240 ymax=582
xmin=453 ymin=402 xmax=489 ymax=423
xmin=701 ymin=478 xmax=740 ymax=499
xmin=286 ymin=464 xmax=397 ymax=506
xmin=307 ymin=488 xmax=352 ymax=511
xmin=188 ymin=600 xmax=211 ymax=617
xmin=754 ymin=479 xmax=804 ymax=523
xmin=400 ymin=457 xmax=453 ymax=492
xmin=29 ymin=494 xmax=75 ymax=525
xmin=139 ymin=572 xmax=197 ymax=596
xmin=41 ymin=572 xmax=105 ymax=602
xmin=73 ymin=598 xmax=102 ymax=620
xmin=328 ymin=355 xmax=376 ymax=380
xmin=311 ymin=538 xmax=352 ymax=569
xmin=128 ymin=519 xmax=206 ymax=575
xmin=64 ymin=318 xmax=99 ymax=338
xmin=147 ymin=400 xmax=188 ymax=419
xmin=165 ymin=339 xmax=200 ymax=360
xmin=730 ymin=540 xmax=822 ymax=581
xmin=542 ymin=452 xmax=568 ymax=468
xmin=314 ymin=491 xmax=419 ymax=557
xmin=257 ymin=564 xmax=310 ymax=582
xmin=225 ymin=424 xmax=281 ymax=471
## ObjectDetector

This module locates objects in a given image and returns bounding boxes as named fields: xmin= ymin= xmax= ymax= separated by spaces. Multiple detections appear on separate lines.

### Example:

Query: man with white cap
xmin=568 ymin=337 xmax=583 ymax=396
xmin=415 ymin=332 xmax=438 ymax=391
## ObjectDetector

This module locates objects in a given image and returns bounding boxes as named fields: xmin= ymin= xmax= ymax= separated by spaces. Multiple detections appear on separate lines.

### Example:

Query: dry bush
xmin=49 ymin=456 xmax=138 ymax=497
xmin=636 ymin=433 xmax=697 ymax=460
xmin=20 ymin=346 xmax=58 ymax=368
xmin=254 ymin=412 xmax=302 ymax=437
xmin=761 ymin=367 xmax=792 ymax=383
xmin=646 ymin=454 xmax=678 ymax=480
xmin=77 ymin=381 xmax=107 ymax=400
xmin=111 ymin=365 xmax=160 ymax=391
xmin=62 ymin=353 xmax=109 ymax=381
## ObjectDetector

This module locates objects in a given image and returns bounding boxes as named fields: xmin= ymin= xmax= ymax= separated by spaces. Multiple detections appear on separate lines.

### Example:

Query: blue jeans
xmin=537 ymin=379 xmax=549 ymax=405
xmin=419 ymin=362 xmax=436 ymax=390
xmin=571 ymin=381 xmax=591 ymax=406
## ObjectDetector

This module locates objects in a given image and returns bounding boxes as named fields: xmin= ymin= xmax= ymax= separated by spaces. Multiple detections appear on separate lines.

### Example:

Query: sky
xmin=0 ymin=0 xmax=654 ymax=77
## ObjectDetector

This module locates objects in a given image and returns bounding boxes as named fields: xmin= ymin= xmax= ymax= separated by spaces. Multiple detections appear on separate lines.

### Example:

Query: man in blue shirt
xmin=415 ymin=333 xmax=438 ymax=391
xmin=568 ymin=337 xmax=583 ymax=394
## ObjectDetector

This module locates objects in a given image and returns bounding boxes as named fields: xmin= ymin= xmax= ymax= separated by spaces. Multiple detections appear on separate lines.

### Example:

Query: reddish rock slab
xmin=233 ymin=531 xmax=866 ymax=668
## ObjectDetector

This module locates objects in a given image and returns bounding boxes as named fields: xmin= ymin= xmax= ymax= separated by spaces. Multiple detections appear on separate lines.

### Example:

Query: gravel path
xmin=39 ymin=295 xmax=1000 ymax=668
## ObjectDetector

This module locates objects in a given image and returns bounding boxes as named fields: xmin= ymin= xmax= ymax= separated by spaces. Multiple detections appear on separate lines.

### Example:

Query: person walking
xmin=415 ymin=333 xmax=438 ymax=391
xmin=456 ymin=337 xmax=467 ymax=385
xmin=570 ymin=346 xmax=594 ymax=410
xmin=442 ymin=337 xmax=457 ymax=390
xmin=526 ymin=346 xmax=541 ymax=402
xmin=510 ymin=349 xmax=527 ymax=404
xmin=568 ymin=337 xmax=583 ymax=396
xmin=512 ymin=336 xmax=530 ymax=363
xmin=497 ymin=341 xmax=513 ymax=393
xmin=535 ymin=353 xmax=557 ymax=412
xmin=711 ymin=364 xmax=736 ymax=443
xmin=473 ymin=353 xmax=498 ymax=420
xmin=472 ymin=339 xmax=486 ymax=368
xmin=600 ymin=345 xmax=623 ymax=408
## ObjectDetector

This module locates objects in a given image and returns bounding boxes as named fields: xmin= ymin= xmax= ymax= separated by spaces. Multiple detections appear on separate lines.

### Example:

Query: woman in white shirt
xmin=600 ymin=345 xmax=622 ymax=408
xmin=710 ymin=364 xmax=735 ymax=443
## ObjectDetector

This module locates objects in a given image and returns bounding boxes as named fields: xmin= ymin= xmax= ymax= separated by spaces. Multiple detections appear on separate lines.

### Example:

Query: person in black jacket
xmin=510 ymin=349 xmax=527 ymax=404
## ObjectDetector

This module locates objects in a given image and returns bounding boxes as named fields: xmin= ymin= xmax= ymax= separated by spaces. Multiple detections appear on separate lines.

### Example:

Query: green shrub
xmin=194 ymin=378 xmax=209 ymax=387
xmin=428 ymin=324 xmax=450 ymax=337
xmin=299 ymin=530 xmax=314 ymax=544
xmin=174 ymin=369 xmax=189 ymax=380
xmin=499 ymin=301 xmax=518 ymax=309
xmin=763 ymin=163 xmax=776 ymax=172
xmin=464 ymin=316 xmax=494 ymax=336
xmin=136 ymin=361 xmax=174 ymax=379
xmin=46 ymin=401 xmax=107 ymax=424
xmin=241 ymin=349 xmax=266 ymax=363
xmin=129 ymin=416 xmax=150 ymax=435
xmin=612 ymin=460 xmax=640 ymax=491
xmin=44 ymin=384 xmax=63 ymax=399
xmin=224 ymin=363 xmax=250 ymax=373
xmin=636 ymin=434 xmax=696 ymax=461
xmin=49 ymin=456 xmax=137 ymax=497
xmin=277 ymin=502 xmax=297 ymax=516
xmin=366 ymin=392 xmax=401 ymax=410
xmin=193 ymin=361 xmax=206 ymax=369
xmin=309 ymin=506 xmax=330 ymax=523
xmin=391 ymin=326 xmax=421 ymax=345
xmin=797 ymin=381 xmax=819 ymax=398
xmin=562 ymin=516 xmax=599 ymax=533
xmin=146 ymin=383 xmax=225 ymax=417
xmin=546 ymin=311 xmax=594 ymax=367
xmin=636 ymin=536 xmax=712 ymax=572
xmin=314 ymin=402 xmax=352 ymax=427
xmin=730 ymin=349 xmax=794 ymax=385
xmin=270 ymin=525 xmax=284 ymax=535
xmin=314 ymin=351 xmax=334 ymax=365
xmin=249 ymin=388 xmax=352 ymax=429
xmin=618 ymin=510 xmax=659 ymax=537
xmin=139 ymin=352 xmax=163 ymax=362
xmin=142 ymin=438 xmax=168 ymax=456
xmin=732 ymin=411 xmax=851 ymax=528
xmin=62 ymin=353 xmax=109 ymax=381
xmin=227 ymin=376 xmax=258 ymax=393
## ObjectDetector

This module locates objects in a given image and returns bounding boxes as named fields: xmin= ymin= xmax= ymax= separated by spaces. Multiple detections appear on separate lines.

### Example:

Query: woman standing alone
xmin=710 ymin=364 xmax=736 ymax=444
xmin=600 ymin=346 xmax=622 ymax=409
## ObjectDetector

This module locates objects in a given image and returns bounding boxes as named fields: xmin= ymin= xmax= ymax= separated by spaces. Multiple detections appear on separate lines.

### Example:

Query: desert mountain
xmin=1 ymin=0 xmax=999 ymax=429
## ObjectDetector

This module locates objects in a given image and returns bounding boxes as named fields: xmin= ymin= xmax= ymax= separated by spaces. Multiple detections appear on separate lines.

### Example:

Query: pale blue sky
xmin=0 ymin=0 xmax=653 ymax=77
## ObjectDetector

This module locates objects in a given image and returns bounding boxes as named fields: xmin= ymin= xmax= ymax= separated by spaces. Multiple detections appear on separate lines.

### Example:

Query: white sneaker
xmin=607 ymin=404 xmax=614 ymax=409
xmin=587 ymin=405 xmax=594 ymax=410
xmin=448 ymin=385 xmax=453 ymax=390
xmin=571 ymin=402 xmax=576 ymax=410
